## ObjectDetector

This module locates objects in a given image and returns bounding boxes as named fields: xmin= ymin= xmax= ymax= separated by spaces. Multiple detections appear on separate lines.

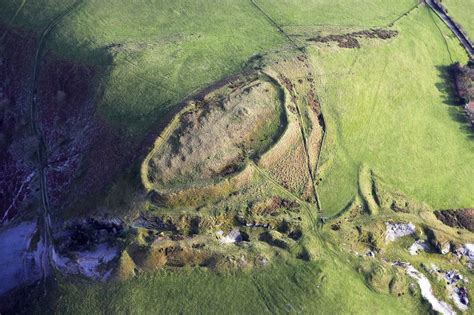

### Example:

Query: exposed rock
xmin=394 ymin=261 xmax=456 ymax=315
xmin=425 ymin=228 xmax=451 ymax=254
xmin=219 ymin=228 xmax=242 ymax=244
xmin=55 ymin=218 xmax=124 ymax=253
xmin=444 ymin=269 xmax=464 ymax=286
xmin=429 ymin=266 xmax=469 ymax=312
xmin=453 ymin=287 xmax=469 ymax=312
xmin=462 ymin=244 xmax=474 ymax=261
xmin=385 ymin=222 xmax=415 ymax=242
xmin=454 ymin=244 xmax=474 ymax=268
xmin=0 ymin=222 xmax=42 ymax=296
xmin=440 ymin=244 xmax=451 ymax=255
xmin=408 ymin=240 xmax=430 ymax=256
xmin=53 ymin=243 xmax=118 ymax=280
xmin=255 ymin=256 xmax=269 ymax=266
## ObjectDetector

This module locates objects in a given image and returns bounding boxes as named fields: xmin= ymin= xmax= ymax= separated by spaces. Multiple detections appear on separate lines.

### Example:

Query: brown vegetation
xmin=259 ymin=55 xmax=322 ymax=200
xmin=453 ymin=62 xmax=474 ymax=102
xmin=434 ymin=208 xmax=474 ymax=232
xmin=308 ymin=29 xmax=398 ymax=49
xmin=146 ymin=77 xmax=284 ymax=189
xmin=0 ymin=26 xmax=38 ymax=223
xmin=453 ymin=62 xmax=474 ymax=124
xmin=112 ymin=251 xmax=136 ymax=281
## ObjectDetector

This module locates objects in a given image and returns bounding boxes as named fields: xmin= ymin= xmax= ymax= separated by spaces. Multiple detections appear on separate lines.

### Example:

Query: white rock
xmin=385 ymin=222 xmax=416 ymax=242
xmin=366 ymin=251 xmax=375 ymax=257
xmin=458 ymin=244 xmax=474 ymax=262
xmin=219 ymin=228 xmax=242 ymax=244
xmin=409 ymin=240 xmax=430 ymax=255
xmin=53 ymin=243 xmax=118 ymax=280
xmin=453 ymin=287 xmax=469 ymax=312
xmin=394 ymin=262 xmax=456 ymax=315
xmin=443 ymin=270 xmax=469 ymax=312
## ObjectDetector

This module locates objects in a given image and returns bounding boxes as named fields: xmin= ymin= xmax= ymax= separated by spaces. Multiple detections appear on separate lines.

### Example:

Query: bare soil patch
xmin=308 ymin=29 xmax=398 ymax=49
xmin=434 ymin=208 xmax=474 ymax=232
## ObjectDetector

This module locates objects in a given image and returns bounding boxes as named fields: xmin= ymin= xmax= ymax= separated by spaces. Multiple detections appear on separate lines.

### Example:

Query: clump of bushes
xmin=453 ymin=62 xmax=474 ymax=125
xmin=454 ymin=62 xmax=474 ymax=102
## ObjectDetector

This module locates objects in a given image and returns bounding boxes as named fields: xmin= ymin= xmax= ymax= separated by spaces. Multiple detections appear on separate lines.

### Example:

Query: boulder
xmin=425 ymin=228 xmax=451 ymax=255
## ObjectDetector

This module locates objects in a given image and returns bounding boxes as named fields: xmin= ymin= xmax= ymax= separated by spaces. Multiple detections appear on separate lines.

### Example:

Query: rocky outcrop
xmin=394 ymin=261 xmax=456 ymax=315
xmin=425 ymin=228 xmax=451 ymax=255
xmin=385 ymin=222 xmax=416 ymax=242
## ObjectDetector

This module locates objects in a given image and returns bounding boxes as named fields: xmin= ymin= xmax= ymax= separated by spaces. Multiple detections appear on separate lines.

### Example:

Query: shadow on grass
xmin=435 ymin=65 xmax=473 ymax=141
xmin=435 ymin=65 xmax=462 ymax=106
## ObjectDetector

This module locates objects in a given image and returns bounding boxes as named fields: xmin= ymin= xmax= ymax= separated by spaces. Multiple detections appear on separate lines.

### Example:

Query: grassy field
xmin=1 ymin=0 xmax=290 ymax=137
xmin=442 ymin=0 xmax=474 ymax=38
xmin=308 ymin=6 xmax=473 ymax=215
xmin=28 ymin=256 xmax=427 ymax=314
xmin=0 ymin=0 xmax=425 ymax=137
xmin=256 ymin=0 xmax=418 ymax=28
xmin=0 ymin=0 xmax=76 ymax=30
xmin=2 ymin=1 xmax=474 ymax=314
xmin=4 ymin=2 xmax=469 ymax=196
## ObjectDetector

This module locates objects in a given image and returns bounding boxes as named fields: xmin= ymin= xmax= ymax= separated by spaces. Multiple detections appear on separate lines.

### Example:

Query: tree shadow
xmin=435 ymin=65 xmax=463 ymax=106
xmin=435 ymin=65 xmax=473 ymax=140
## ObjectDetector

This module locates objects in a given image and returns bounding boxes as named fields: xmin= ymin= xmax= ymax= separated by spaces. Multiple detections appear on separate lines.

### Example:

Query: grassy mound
xmin=145 ymin=75 xmax=285 ymax=190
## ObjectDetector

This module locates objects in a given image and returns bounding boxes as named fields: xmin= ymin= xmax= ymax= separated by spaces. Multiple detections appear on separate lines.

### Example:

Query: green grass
xmin=310 ymin=6 xmax=473 ymax=216
xmin=29 ymin=258 xmax=426 ymax=314
xmin=2 ymin=1 xmax=473 ymax=313
xmin=255 ymin=0 xmax=418 ymax=27
xmin=2 ymin=0 xmax=289 ymax=136
xmin=442 ymin=0 xmax=474 ymax=38
xmin=0 ymin=0 xmax=76 ymax=30
xmin=0 ymin=0 xmax=424 ymax=137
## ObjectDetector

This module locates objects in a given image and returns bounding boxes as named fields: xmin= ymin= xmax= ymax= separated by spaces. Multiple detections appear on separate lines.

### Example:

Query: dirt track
xmin=27 ymin=0 xmax=83 ymax=283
